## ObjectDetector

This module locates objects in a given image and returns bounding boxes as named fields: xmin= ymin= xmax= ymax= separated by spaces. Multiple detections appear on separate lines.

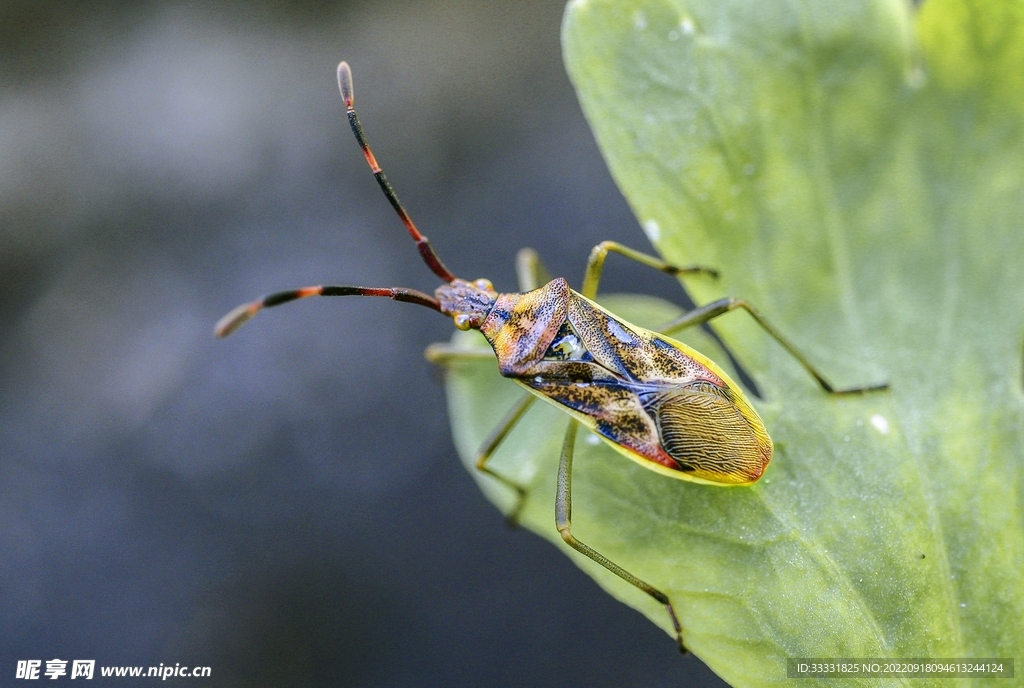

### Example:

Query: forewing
xmin=566 ymin=291 xmax=722 ymax=386
xmin=644 ymin=384 xmax=772 ymax=485
xmin=518 ymin=360 xmax=680 ymax=471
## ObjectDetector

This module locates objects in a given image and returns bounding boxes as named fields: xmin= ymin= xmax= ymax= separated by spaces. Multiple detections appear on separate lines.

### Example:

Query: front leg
xmin=580 ymin=240 xmax=718 ymax=300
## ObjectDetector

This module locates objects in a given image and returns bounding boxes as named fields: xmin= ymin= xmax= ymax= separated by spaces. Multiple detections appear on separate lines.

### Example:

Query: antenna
xmin=337 ymin=61 xmax=457 ymax=284
xmin=214 ymin=285 xmax=440 ymax=338
xmin=213 ymin=62 xmax=459 ymax=339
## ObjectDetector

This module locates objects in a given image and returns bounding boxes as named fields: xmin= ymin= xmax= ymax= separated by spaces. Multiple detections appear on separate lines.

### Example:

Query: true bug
xmin=216 ymin=61 xmax=888 ymax=653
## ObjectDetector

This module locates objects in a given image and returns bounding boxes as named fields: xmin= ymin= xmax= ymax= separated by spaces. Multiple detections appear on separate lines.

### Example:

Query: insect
xmin=216 ymin=61 xmax=888 ymax=653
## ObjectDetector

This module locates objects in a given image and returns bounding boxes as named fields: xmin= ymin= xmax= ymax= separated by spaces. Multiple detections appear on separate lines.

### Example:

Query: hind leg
xmin=554 ymin=420 xmax=687 ymax=653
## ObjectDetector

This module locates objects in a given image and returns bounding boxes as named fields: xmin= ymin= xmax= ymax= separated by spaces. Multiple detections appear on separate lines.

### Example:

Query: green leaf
xmin=438 ymin=0 xmax=1024 ymax=684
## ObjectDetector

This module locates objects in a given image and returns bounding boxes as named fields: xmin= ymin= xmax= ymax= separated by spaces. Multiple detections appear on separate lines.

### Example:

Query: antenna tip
xmin=337 ymin=61 xmax=353 ymax=107
xmin=214 ymin=301 xmax=261 ymax=338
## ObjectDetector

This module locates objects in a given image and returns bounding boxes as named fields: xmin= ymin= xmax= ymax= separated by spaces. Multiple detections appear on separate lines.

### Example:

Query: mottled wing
xmin=517 ymin=360 xmax=681 ymax=471
xmin=566 ymin=292 xmax=721 ymax=386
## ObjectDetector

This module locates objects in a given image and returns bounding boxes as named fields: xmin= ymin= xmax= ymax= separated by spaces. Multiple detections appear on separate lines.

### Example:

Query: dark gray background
xmin=0 ymin=1 xmax=728 ymax=685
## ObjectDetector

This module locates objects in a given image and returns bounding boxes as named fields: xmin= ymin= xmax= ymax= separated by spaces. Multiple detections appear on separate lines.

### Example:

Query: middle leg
xmin=660 ymin=297 xmax=888 ymax=395
xmin=473 ymin=392 xmax=537 ymax=525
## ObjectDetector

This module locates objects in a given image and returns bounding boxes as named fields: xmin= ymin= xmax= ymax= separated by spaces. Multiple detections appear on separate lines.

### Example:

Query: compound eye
xmin=473 ymin=278 xmax=493 ymax=291
xmin=453 ymin=313 xmax=472 ymax=330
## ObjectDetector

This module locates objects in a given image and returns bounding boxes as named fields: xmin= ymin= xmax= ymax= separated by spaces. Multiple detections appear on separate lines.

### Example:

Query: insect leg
xmin=423 ymin=343 xmax=495 ymax=363
xmin=659 ymin=298 xmax=888 ymax=395
xmin=555 ymin=420 xmax=687 ymax=653
xmin=515 ymin=248 xmax=553 ymax=292
xmin=580 ymin=241 xmax=717 ymax=300
xmin=472 ymin=392 xmax=537 ymax=525
xmin=423 ymin=347 xmax=532 ymax=522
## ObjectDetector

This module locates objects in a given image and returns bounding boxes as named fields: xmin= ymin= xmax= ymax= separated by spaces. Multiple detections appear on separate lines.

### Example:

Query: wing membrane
xmin=644 ymin=385 xmax=771 ymax=485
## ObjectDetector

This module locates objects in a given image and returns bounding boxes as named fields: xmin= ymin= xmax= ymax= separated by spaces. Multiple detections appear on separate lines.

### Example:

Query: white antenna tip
xmin=337 ymin=61 xmax=353 ymax=106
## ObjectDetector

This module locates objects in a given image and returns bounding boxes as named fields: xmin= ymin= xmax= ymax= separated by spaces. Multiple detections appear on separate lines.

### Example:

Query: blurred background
xmin=0 ymin=1 xmax=727 ymax=685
